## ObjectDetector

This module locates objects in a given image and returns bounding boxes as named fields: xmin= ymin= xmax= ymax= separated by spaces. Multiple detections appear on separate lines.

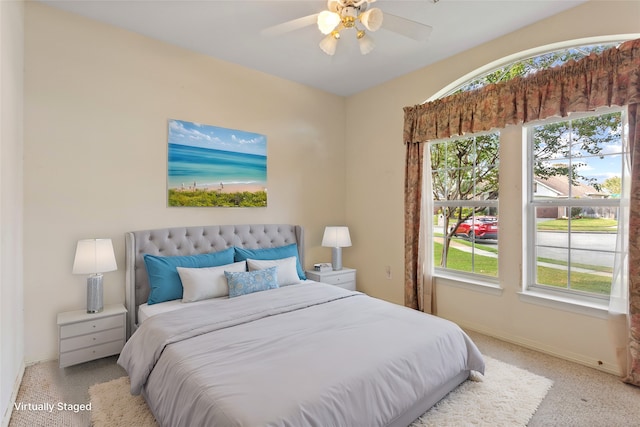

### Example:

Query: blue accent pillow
xmin=225 ymin=266 xmax=279 ymax=298
xmin=234 ymin=244 xmax=306 ymax=280
xmin=144 ymin=247 xmax=235 ymax=305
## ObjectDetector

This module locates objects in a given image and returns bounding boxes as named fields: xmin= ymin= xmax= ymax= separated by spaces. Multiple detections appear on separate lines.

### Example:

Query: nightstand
xmin=57 ymin=304 xmax=127 ymax=368
xmin=306 ymin=267 xmax=356 ymax=291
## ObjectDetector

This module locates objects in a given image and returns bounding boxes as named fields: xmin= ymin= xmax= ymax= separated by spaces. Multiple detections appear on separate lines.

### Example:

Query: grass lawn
xmin=448 ymin=237 xmax=498 ymax=254
xmin=434 ymin=240 xmax=611 ymax=294
xmin=536 ymin=266 xmax=611 ymax=295
xmin=537 ymin=217 xmax=618 ymax=232
xmin=434 ymin=241 xmax=498 ymax=277
xmin=537 ymin=257 xmax=612 ymax=273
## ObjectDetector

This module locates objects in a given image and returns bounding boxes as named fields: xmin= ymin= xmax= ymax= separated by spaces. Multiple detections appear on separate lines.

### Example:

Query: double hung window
xmin=526 ymin=109 xmax=627 ymax=303
xmin=431 ymin=133 xmax=499 ymax=279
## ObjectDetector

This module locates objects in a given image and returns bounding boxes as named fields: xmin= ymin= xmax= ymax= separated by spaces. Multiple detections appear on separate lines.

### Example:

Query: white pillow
xmin=177 ymin=261 xmax=246 ymax=302
xmin=247 ymin=256 xmax=301 ymax=286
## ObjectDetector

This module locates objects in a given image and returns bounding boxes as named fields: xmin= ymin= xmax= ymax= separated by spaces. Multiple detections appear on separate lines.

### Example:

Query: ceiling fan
xmin=262 ymin=0 xmax=435 ymax=56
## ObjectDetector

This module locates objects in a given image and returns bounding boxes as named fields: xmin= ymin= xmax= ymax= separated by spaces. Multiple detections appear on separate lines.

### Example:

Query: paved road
xmin=439 ymin=230 xmax=617 ymax=274
xmin=536 ymin=231 xmax=616 ymax=268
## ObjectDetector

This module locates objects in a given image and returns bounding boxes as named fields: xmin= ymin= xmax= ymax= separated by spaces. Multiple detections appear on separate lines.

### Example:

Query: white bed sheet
xmin=138 ymin=279 xmax=315 ymax=323
xmin=138 ymin=298 xmax=216 ymax=323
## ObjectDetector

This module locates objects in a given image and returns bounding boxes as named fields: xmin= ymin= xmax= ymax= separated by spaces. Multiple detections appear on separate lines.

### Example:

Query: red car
xmin=451 ymin=217 xmax=498 ymax=241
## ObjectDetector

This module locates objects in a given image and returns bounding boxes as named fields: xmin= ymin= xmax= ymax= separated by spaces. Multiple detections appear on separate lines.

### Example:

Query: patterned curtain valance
xmin=404 ymin=38 xmax=640 ymax=143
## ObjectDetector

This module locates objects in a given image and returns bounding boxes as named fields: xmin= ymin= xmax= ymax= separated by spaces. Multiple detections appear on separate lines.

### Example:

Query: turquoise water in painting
xmin=168 ymin=143 xmax=266 ymax=189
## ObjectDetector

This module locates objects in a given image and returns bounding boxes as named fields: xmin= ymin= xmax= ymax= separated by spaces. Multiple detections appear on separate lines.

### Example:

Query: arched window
xmin=450 ymin=42 xmax=621 ymax=95
xmin=404 ymin=38 xmax=637 ymax=315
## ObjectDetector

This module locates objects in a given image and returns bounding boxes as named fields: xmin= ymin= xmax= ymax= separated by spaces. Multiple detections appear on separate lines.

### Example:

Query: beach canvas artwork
xmin=167 ymin=119 xmax=267 ymax=207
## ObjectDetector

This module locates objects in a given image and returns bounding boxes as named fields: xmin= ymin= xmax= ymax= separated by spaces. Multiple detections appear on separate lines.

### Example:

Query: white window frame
xmin=430 ymin=132 xmax=500 ymax=284
xmin=523 ymin=107 xmax=627 ymax=308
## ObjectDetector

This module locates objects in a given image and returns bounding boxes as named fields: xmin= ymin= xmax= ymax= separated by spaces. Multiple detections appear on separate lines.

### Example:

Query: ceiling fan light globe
xmin=327 ymin=0 xmax=341 ymax=13
xmin=360 ymin=7 xmax=383 ymax=32
xmin=318 ymin=11 xmax=341 ymax=35
xmin=358 ymin=33 xmax=375 ymax=55
xmin=319 ymin=33 xmax=339 ymax=56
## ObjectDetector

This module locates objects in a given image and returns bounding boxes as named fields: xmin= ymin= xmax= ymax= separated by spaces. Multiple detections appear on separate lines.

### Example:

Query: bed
xmin=118 ymin=224 xmax=484 ymax=427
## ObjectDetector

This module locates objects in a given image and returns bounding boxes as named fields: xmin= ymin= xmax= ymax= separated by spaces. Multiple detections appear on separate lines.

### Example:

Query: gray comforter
xmin=118 ymin=283 xmax=484 ymax=427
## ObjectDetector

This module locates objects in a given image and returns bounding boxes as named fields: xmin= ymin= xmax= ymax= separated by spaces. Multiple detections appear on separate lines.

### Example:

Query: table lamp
xmin=72 ymin=238 xmax=117 ymax=313
xmin=321 ymin=226 xmax=352 ymax=270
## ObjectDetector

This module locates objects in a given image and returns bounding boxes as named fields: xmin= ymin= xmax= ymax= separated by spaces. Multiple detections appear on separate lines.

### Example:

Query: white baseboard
xmin=24 ymin=356 xmax=56 ymax=366
xmin=461 ymin=323 xmax=621 ymax=376
xmin=1 ymin=361 xmax=25 ymax=427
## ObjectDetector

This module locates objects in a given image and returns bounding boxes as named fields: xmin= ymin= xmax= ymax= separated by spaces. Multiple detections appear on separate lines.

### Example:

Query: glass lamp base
xmin=331 ymin=247 xmax=343 ymax=270
xmin=87 ymin=274 xmax=104 ymax=313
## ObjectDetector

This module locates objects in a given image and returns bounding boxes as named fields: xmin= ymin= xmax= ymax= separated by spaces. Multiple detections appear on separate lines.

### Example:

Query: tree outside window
xmin=431 ymin=134 xmax=499 ymax=277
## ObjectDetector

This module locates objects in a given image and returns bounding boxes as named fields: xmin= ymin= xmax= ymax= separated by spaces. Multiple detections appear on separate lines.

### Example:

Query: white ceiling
xmin=40 ymin=0 xmax=588 ymax=96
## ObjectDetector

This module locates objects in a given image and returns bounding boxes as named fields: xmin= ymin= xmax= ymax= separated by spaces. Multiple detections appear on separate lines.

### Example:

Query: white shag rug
xmin=89 ymin=378 xmax=156 ymax=427
xmin=89 ymin=356 xmax=552 ymax=427
xmin=412 ymin=356 xmax=553 ymax=426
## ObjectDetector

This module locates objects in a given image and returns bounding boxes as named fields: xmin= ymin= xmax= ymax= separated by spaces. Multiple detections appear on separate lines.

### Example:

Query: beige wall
xmin=1 ymin=0 xmax=25 ymax=424
xmin=20 ymin=0 xmax=640 ymax=376
xmin=23 ymin=2 xmax=347 ymax=362
xmin=345 ymin=0 xmax=640 ymax=375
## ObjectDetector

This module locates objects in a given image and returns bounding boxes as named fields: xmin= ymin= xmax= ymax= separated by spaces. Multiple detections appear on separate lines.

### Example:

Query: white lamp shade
xmin=360 ymin=8 xmax=383 ymax=32
xmin=358 ymin=33 xmax=375 ymax=55
xmin=322 ymin=226 xmax=352 ymax=248
xmin=317 ymin=10 xmax=341 ymax=35
xmin=72 ymin=238 xmax=117 ymax=274
xmin=319 ymin=33 xmax=339 ymax=56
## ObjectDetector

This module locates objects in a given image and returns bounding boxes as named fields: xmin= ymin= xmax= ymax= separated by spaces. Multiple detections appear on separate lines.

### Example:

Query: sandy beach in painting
xmin=171 ymin=182 xmax=266 ymax=194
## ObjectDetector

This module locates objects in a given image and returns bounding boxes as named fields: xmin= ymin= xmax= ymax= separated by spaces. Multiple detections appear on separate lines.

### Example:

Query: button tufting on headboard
xmin=124 ymin=224 xmax=304 ymax=339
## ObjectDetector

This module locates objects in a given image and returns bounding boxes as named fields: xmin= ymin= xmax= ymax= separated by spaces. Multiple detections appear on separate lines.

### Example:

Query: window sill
xmin=518 ymin=290 xmax=609 ymax=319
xmin=434 ymin=271 xmax=503 ymax=296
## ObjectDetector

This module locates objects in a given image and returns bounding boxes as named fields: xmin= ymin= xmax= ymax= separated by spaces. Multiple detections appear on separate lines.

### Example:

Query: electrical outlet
xmin=385 ymin=265 xmax=392 ymax=279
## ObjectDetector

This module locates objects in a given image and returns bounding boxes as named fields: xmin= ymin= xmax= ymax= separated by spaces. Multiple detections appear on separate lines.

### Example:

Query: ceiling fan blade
xmin=261 ymin=13 xmax=320 ymax=37
xmin=381 ymin=13 xmax=433 ymax=41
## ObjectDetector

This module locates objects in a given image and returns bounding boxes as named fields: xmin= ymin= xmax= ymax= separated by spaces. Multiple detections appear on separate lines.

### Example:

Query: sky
xmin=574 ymin=153 xmax=623 ymax=184
xmin=549 ymin=119 xmax=624 ymax=185
xmin=168 ymin=119 xmax=266 ymax=156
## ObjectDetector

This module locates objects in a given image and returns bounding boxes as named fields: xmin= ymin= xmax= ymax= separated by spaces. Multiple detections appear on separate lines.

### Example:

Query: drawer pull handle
xmin=93 ymin=337 xmax=96 ymax=341
xmin=92 ymin=325 xmax=96 ymax=328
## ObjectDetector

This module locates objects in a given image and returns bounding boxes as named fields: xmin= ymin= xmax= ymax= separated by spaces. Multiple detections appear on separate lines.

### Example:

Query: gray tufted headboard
xmin=125 ymin=224 xmax=304 ymax=338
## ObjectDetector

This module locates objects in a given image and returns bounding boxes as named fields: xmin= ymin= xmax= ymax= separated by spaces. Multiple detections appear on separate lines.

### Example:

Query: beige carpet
xmin=89 ymin=356 xmax=552 ymax=427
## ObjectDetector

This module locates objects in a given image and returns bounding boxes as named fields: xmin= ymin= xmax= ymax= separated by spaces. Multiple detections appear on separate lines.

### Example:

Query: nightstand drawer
xmin=60 ymin=315 xmax=124 ymax=339
xmin=57 ymin=304 xmax=127 ymax=368
xmin=60 ymin=327 xmax=125 ymax=353
xmin=321 ymin=271 xmax=356 ymax=286
xmin=332 ymin=281 xmax=356 ymax=291
xmin=59 ymin=340 xmax=124 ymax=368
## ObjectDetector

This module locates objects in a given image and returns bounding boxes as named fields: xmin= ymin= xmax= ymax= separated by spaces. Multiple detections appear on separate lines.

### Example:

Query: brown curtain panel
xmin=626 ymin=103 xmax=640 ymax=385
xmin=403 ymin=39 xmax=640 ymax=384
xmin=404 ymin=140 xmax=424 ymax=311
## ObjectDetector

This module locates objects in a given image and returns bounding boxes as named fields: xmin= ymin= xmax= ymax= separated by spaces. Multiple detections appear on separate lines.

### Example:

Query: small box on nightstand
xmin=313 ymin=263 xmax=332 ymax=272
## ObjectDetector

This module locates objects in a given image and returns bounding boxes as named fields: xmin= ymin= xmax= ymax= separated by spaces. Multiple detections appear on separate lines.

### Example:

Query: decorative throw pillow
xmin=247 ymin=256 xmax=300 ymax=286
xmin=144 ymin=247 xmax=235 ymax=305
xmin=234 ymin=244 xmax=306 ymax=280
xmin=177 ymin=261 xmax=247 ymax=302
xmin=224 ymin=266 xmax=279 ymax=298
